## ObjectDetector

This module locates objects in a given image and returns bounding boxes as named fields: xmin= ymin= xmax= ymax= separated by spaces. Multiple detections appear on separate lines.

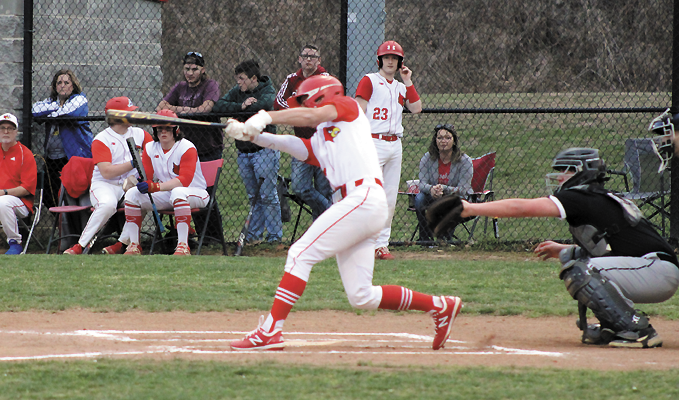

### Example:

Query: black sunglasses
xmin=184 ymin=51 xmax=205 ymax=66
xmin=299 ymin=54 xmax=320 ymax=59
xmin=435 ymin=124 xmax=456 ymax=134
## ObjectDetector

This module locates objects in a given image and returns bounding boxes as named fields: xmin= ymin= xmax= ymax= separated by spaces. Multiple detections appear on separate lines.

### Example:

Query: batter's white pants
xmin=77 ymin=181 xmax=125 ymax=247
xmin=119 ymin=186 xmax=209 ymax=244
xmin=373 ymin=138 xmax=402 ymax=248
xmin=284 ymin=183 xmax=388 ymax=309
xmin=0 ymin=195 xmax=29 ymax=243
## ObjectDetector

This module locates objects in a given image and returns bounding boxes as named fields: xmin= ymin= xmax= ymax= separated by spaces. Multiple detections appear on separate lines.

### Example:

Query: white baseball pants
xmin=373 ymin=138 xmax=402 ymax=248
xmin=284 ymin=183 xmax=388 ymax=309
xmin=0 ymin=195 xmax=29 ymax=243
xmin=77 ymin=181 xmax=125 ymax=247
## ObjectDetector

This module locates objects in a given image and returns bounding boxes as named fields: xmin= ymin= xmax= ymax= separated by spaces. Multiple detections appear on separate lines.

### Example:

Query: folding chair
xmin=462 ymin=151 xmax=499 ymax=242
xmin=44 ymin=181 xmax=92 ymax=254
xmin=610 ymin=138 xmax=670 ymax=236
xmin=148 ymin=159 xmax=227 ymax=255
xmin=279 ymin=176 xmax=313 ymax=244
xmin=18 ymin=170 xmax=46 ymax=253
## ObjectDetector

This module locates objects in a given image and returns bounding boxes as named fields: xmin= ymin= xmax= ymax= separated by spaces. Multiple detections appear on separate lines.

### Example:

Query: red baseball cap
xmin=105 ymin=97 xmax=139 ymax=112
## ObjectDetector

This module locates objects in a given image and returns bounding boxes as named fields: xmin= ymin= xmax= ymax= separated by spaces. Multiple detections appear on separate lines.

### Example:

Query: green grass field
xmin=0 ymin=252 xmax=678 ymax=399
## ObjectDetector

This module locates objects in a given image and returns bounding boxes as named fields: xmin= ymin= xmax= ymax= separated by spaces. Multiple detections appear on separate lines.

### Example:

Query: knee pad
xmin=561 ymin=260 xmax=649 ymax=333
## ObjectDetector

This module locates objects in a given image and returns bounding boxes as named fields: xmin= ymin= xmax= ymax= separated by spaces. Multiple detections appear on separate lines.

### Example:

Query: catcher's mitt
xmin=426 ymin=194 xmax=464 ymax=238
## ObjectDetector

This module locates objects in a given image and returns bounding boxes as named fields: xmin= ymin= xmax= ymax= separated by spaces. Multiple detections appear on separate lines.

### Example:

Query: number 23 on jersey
xmin=372 ymin=108 xmax=389 ymax=120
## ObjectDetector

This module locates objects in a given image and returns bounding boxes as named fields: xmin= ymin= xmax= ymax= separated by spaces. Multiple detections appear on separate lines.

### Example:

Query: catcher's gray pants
xmin=567 ymin=252 xmax=679 ymax=306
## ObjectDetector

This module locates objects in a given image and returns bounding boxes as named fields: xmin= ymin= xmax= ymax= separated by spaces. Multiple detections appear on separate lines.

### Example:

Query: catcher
xmin=427 ymin=145 xmax=679 ymax=348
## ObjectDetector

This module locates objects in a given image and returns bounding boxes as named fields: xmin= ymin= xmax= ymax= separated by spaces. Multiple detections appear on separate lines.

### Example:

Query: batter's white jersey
xmin=91 ymin=127 xmax=148 ymax=185
xmin=304 ymin=97 xmax=383 ymax=191
xmin=361 ymin=72 xmax=406 ymax=136
xmin=144 ymin=139 xmax=207 ymax=189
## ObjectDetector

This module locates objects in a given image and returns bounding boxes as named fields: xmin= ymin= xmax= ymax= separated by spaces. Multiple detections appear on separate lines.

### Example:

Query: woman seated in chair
xmin=415 ymin=124 xmax=473 ymax=243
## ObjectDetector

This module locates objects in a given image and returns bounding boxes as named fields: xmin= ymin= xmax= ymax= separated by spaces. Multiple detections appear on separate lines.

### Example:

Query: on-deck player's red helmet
xmin=377 ymin=40 xmax=404 ymax=69
xmin=288 ymin=75 xmax=344 ymax=108
xmin=152 ymin=109 xmax=181 ymax=141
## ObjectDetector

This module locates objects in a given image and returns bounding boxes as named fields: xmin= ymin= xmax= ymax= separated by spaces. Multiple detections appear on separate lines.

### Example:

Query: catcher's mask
xmin=289 ymin=75 xmax=344 ymax=108
xmin=648 ymin=108 xmax=677 ymax=172
xmin=152 ymin=109 xmax=182 ymax=142
xmin=546 ymin=147 xmax=606 ymax=193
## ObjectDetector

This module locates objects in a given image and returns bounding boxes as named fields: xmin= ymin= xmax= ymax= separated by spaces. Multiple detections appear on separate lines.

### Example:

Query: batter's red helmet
xmin=289 ymin=75 xmax=344 ymax=108
xmin=377 ymin=40 xmax=404 ymax=69
xmin=152 ymin=109 xmax=182 ymax=141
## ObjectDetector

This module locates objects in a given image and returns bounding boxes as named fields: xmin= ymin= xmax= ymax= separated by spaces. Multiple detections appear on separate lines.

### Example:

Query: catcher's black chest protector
xmin=566 ymin=185 xmax=642 ymax=257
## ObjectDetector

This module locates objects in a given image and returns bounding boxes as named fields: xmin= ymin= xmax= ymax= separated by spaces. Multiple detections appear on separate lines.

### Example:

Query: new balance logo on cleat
xmin=231 ymin=328 xmax=285 ymax=351
xmin=431 ymin=296 xmax=462 ymax=350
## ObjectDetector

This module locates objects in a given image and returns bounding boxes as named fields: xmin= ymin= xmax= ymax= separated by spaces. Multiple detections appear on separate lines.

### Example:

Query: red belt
xmin=371 ymin=133 xmax=399 ymax=142
xmin=337 ymin=177 xmax=383 ymax=199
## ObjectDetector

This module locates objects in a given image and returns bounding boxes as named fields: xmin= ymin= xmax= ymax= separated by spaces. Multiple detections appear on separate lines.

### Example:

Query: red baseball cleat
xmin=123 ymin=243 xmax=142 ymax=255
xmin=173 ymin=242 xmax=191 ymax=256
xmin=431 ymin=296 xmax=462 ymax=350
xmin=375 ymin=247 xmax=395 ymax=260
xmin=102 ymin=241 xmax=125 ymax=255
xmin=63 ymin=243 xmax=83 ymax=255
xmin=231 ymin=317 xmax=285 ymax=351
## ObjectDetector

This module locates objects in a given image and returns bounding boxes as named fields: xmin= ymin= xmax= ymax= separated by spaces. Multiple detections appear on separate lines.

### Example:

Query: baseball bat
xmin=234 ymin=177 xmax=265 ymax=256
xmin=126 ymin=137 xmax=165 ymax=233
xmin=107 ymin=110 xmax=229 ymax=128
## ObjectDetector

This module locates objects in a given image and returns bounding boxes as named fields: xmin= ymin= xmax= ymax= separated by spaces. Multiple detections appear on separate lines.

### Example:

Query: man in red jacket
xmin=0 ymin=113 xmax=37 ymax=255
xmin=274 ymin=44 xmax=333 ymax=220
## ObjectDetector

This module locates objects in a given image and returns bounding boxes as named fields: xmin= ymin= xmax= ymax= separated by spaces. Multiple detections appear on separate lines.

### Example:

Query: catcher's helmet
xmin=152 ymin=109 xmax=181 ymax=142
xmin=289 ymin=75 xmax=344 ymax=108
xmin=546 ymin=148 xmax=606 ymax=193
xmin=648 ymin=108 xmax=677 ymax=172
xmin=377 ymin=40 xmax=404 ymax=69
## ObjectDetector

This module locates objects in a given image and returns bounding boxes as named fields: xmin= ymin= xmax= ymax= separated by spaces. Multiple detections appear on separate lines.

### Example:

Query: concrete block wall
xmin=0 ymin=0 xmax=24 ymax=133
xmin=31 ymin=0 xmax=163 ymax=138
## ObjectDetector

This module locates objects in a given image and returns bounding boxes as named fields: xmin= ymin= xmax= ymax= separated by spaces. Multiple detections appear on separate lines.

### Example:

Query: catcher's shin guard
xmin=560 ymin=260 xmax=649 ymax=334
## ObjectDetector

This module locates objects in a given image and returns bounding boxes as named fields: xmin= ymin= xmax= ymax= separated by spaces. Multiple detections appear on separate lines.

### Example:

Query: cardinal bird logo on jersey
xmin=172 ymin=163 xmax=180 ymax=175
xmin=398 ymin=93 xmax=405 ymax=106
xmin=323 ymin=126 xmax=340 ymax=142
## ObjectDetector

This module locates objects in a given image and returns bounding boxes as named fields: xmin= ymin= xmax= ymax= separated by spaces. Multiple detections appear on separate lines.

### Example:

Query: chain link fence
xmin=24 ymin=0 xmax=672 ymax=253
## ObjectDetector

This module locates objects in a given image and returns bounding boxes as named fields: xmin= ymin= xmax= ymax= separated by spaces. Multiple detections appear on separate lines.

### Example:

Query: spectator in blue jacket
xmin=32 ymin=69 xmax=94 ymax=208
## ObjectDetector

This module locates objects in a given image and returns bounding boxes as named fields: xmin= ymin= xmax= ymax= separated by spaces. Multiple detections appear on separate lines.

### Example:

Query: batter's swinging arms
xmin=223 ymin=75 xmax=461 ymax=351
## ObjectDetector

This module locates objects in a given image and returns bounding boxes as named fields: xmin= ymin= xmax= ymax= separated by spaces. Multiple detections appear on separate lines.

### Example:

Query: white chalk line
xmin=0 ymin=329 xmax=565 ymax=361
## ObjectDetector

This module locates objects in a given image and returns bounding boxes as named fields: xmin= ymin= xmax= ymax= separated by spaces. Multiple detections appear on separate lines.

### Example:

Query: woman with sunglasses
xmin=415 ymin=123 xmax=473 ymax=243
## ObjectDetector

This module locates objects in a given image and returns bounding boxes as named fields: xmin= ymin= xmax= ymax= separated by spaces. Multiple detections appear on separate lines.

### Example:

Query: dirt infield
xmin=1 ymin=310 xmax=678 ymax=370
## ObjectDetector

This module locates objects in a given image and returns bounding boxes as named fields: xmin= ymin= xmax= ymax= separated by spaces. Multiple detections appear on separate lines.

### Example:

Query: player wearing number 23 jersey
xmin=355 ymin=40 xmax=422 ymax=260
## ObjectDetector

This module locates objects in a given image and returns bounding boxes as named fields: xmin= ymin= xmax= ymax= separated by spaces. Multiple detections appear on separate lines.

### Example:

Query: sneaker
xmin=102 ymin=242 xmax=126 ymax=255
xmin=231 ymin=316 xmax=285 ymax=351
xmin=575 ymin=321 xmax=615 ymax=345
xmin=4 ymin=239 xmax=22 ymax=255
xmin=123 ymin=243 xmax=142 ymax=255
xmin=173 ymin=242 xmax=191 ymax=256
xmin=63 ymin=244 xmax=83 ymax=255
xmin=375 ymin=247 xmax=395 ymax=260
xmin=431 ymin=296 xmax=463 ymax=350
xmin=609 ymin=325 xmax=663 ymax=349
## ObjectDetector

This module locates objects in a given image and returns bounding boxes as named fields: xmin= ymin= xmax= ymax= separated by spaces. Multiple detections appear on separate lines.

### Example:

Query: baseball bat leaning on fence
xmin=126 ymin=137 xmax=165 ymax=234
xmin=107 ymin=110 xmax=229 ymax=128
xmin=234 ymin=177 xmax=265 ymax=256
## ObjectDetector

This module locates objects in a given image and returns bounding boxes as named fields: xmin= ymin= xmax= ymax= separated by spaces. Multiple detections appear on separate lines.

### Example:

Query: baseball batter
xmin=224 ymin=75 xmax=461 ymax=351
xmin=120 ymin=111 xmax=208 ymax=256
xmin=355 ymin=40 xmax=422 ymax=260
xmin=432 ymin=147 xmax=679 ymax=348
xmin=64 ymin=97 xmax=153 ymax=255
